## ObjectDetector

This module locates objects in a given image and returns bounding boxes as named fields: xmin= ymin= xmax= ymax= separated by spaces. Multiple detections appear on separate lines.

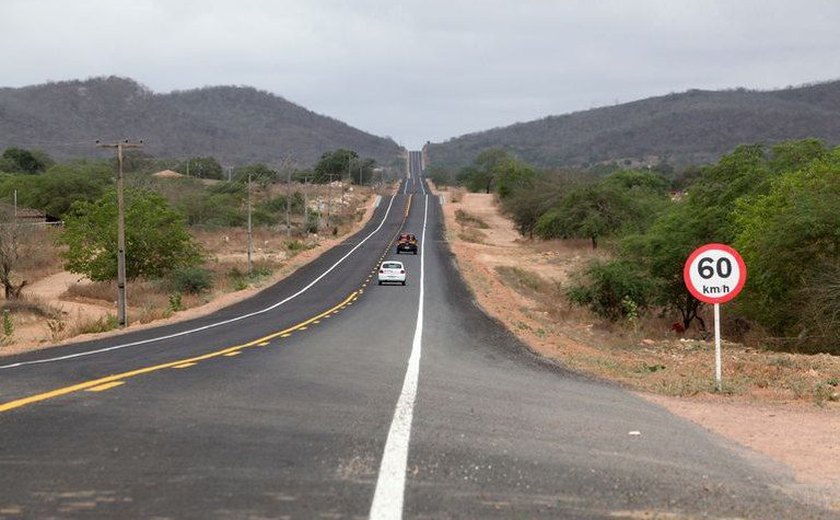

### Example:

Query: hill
xmin=0 ymin=76 xmax=402 ymax=168
xmin=426 ymin=80 xmax=840 ymax=168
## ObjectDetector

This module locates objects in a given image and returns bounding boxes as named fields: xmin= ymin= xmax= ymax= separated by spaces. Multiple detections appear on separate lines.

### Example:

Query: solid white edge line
xmin=0 ymin=195 xmax=398 ymax=370
xmin=369 ymin=194 xmax=428 ymax=520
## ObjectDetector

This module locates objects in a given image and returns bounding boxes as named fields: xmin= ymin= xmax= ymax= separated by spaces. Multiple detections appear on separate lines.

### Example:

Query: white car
xmin=378 ymin=261 xmax=407 ymax=286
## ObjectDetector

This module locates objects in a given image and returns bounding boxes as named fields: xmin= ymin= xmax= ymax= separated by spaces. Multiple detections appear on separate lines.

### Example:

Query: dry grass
xmin=449 ymin=188 xmax=465 ymax=203
xmin=458 ymin=228 xmax=487 ymax=244
xmin=0 ymin=297 xmax=62 ymax=319
xmin=64 ymin=281 xmax=116 ymax=303
xmin=17 ymin=227 xmax=64 ymax=281
xmin=455 ymin=209 xmax=490 ymax=229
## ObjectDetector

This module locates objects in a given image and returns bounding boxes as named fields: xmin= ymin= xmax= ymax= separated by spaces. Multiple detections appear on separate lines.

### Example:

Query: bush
xmin=168 ymin=266 xmax=213 ymax=294
xmin=567 ymin=260 xmax=654 ymax=322
xmin=61 ymin=188 xmax=202 ymax=281
xmin=286 ymin=240 xmax=306 ymax=252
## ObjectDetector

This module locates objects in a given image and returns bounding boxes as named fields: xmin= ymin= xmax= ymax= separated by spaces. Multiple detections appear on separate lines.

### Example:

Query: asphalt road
xmin=0 ymin=154 xmax=835 ymax=519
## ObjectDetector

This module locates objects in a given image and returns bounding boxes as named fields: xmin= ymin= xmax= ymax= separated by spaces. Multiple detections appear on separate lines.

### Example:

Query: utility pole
xmin=286 ymin=167 xmax=292 ymax=236
xmin=326 ymin=174 xmax=334 ymax=231
xmin=247 ymin=172 xmax=253 ymax=275
xmin=96 ymin=139 xmax=143 ymax=328
xmin=302 ymin=176 xmax=309 ymax=234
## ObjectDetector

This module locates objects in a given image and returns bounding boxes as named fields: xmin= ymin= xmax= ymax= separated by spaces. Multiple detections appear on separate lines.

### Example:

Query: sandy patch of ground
xmin=435 ymin=186 xmax=840 ymax=509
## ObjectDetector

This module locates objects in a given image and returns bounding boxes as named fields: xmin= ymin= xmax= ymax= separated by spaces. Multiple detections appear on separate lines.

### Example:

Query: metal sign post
xmin=683 ymin=243 xmax=747 ymax=391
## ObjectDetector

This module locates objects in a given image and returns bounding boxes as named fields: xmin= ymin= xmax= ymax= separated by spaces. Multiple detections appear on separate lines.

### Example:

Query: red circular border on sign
xmin=683 ymin=243 xmax=747 ymax=304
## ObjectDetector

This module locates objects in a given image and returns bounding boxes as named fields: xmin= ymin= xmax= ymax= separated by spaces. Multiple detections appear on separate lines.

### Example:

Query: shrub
xmin=567 ymin=260 xmax=654 ymax=322
xmin=168 ymin=266 xmax=213 ymax=294
xmin=286 ymin=240 xmax=305 ymax=252
xmin=2 ymin=309 xmax=13 ymax=341
xmin=455 ymin=209 xmax=490 ymax=228
xmin=168 ymin=292 xmax=184 ymax=312
xmin=75 ymin=314 xmax=119 ymax=335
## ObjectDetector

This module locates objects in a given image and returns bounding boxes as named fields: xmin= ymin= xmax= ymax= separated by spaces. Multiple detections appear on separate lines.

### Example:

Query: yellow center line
xmin=86 ymin=382 xmax=125 ymax=392
xmin=0 ymin=290 xmax=359 ymax=414
xmin=223 ymin=352 xmax=241 ymax=357
xmin=173 ymin=363 xmax=197 ymax=369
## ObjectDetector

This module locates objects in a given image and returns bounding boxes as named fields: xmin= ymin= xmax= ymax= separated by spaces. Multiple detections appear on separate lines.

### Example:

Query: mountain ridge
xmin=0 ymin=76 xmax=402 ymax=168
xmin=427 ymin=80 xmax=840 ymax=168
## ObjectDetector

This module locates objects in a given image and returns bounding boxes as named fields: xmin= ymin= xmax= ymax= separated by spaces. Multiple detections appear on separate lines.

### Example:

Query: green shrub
xmin=286 ymin=240 xmax=305 ymax=252
xmin=169 ymin=266 xmax=213 ymax=294
xmin=2 ymin=310 xmax=13 ymax=341
xmin=78 ymin=315 xmax=119 ymax=334
xmin=168 ymin=292 xmax=184 ymax=312
xmin=567 ymin=260 xmax=654 ymax=322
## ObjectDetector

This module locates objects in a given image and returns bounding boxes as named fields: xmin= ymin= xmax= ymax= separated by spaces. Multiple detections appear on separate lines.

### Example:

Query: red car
xmin=396 ymin=232 xmax=418 ymax=254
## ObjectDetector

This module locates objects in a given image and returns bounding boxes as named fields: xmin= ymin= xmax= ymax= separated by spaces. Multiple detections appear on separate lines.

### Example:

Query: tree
xmin=768 ymin=138 xmax=827 ymax=174
xmin=232 ymin=163 xmax=278 ymax=185
xmin=313 ymin=149 xmax=358 ymax=183
xmin=0 ymin=160 xmax=113 ymax=219
xmin=426 ymin=165 xmax=455 ymax=186
xmin=120 ymin=150 xmax=158 ymax=174
xmin=176 ymin=156 xmax=224 ymax=179
xmin=502 ymin=174 xmax=565 ymax=238
xmin=619 ymin=145 xmax=778 ymax=331
xmin=456 ymin=148 xmax=520 ymax=194
xmin=2 ymin=147 xmax=50 ymax=174
xmin=349 ymin=157 xmax=377 ymax=185
xmin=60 ymin=189 xmax=201 ymax=281
xmin=0 ymin=218 xmax=30 ymax=299
xmin=530 ymin=169 xmax=669 ymax=247
xmin=566 ymin=260 xmax=654 ymax=321
xmin=622 ymin=202 xmax=709 ymax=331
xmin=495 ymin=157 xmax=537 ymax=199
xmin=734 ymin=148 xmax=840 ymax=337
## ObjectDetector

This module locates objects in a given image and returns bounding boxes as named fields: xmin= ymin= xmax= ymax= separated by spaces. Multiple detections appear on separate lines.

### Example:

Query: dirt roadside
xmin=436 ymin=188 xmax=840 ymax=510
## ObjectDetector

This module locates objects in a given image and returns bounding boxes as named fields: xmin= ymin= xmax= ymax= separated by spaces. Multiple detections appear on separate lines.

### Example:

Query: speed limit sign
xmin=683 ymin=243 xmax=747 ymax=391
xmin=683 ymin=243 xmax=746 ymax=304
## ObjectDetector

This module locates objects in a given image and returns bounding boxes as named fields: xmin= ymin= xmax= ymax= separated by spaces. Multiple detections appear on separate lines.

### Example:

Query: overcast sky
xmin=4 ymin=0 xmax=840 ymax=149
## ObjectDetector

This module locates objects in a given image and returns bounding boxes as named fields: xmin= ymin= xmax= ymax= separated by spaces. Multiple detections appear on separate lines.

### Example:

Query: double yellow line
xmin=0 ymin=290 xmax=360 ymax=414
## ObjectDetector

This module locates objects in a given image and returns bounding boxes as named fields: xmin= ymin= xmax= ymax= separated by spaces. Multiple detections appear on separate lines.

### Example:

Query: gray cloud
xmin=4 ymin=0 xmax=840 ymax=148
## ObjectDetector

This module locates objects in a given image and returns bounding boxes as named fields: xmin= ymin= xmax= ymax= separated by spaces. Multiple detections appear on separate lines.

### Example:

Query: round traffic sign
xmin=683 ymin=243 xmax=747 ymax=304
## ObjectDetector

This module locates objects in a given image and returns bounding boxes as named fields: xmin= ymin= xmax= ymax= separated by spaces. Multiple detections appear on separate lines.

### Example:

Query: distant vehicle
xmin=378 ymin=261 xmax=407 ymax=285
xmin=396 ymin=232 xmax=417 ymax=254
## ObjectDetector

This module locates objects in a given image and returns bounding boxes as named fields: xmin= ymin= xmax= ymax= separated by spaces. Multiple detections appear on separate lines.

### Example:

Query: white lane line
xmin=369 ymin=194 xmax=428 ymax=520
xmin=0 ymin=196 xmax=398 ymax=371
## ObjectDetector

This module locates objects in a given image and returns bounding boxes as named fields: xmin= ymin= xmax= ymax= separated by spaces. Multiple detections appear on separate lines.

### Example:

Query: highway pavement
xmin=0 ymin=152 xmax=835 ymax=519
